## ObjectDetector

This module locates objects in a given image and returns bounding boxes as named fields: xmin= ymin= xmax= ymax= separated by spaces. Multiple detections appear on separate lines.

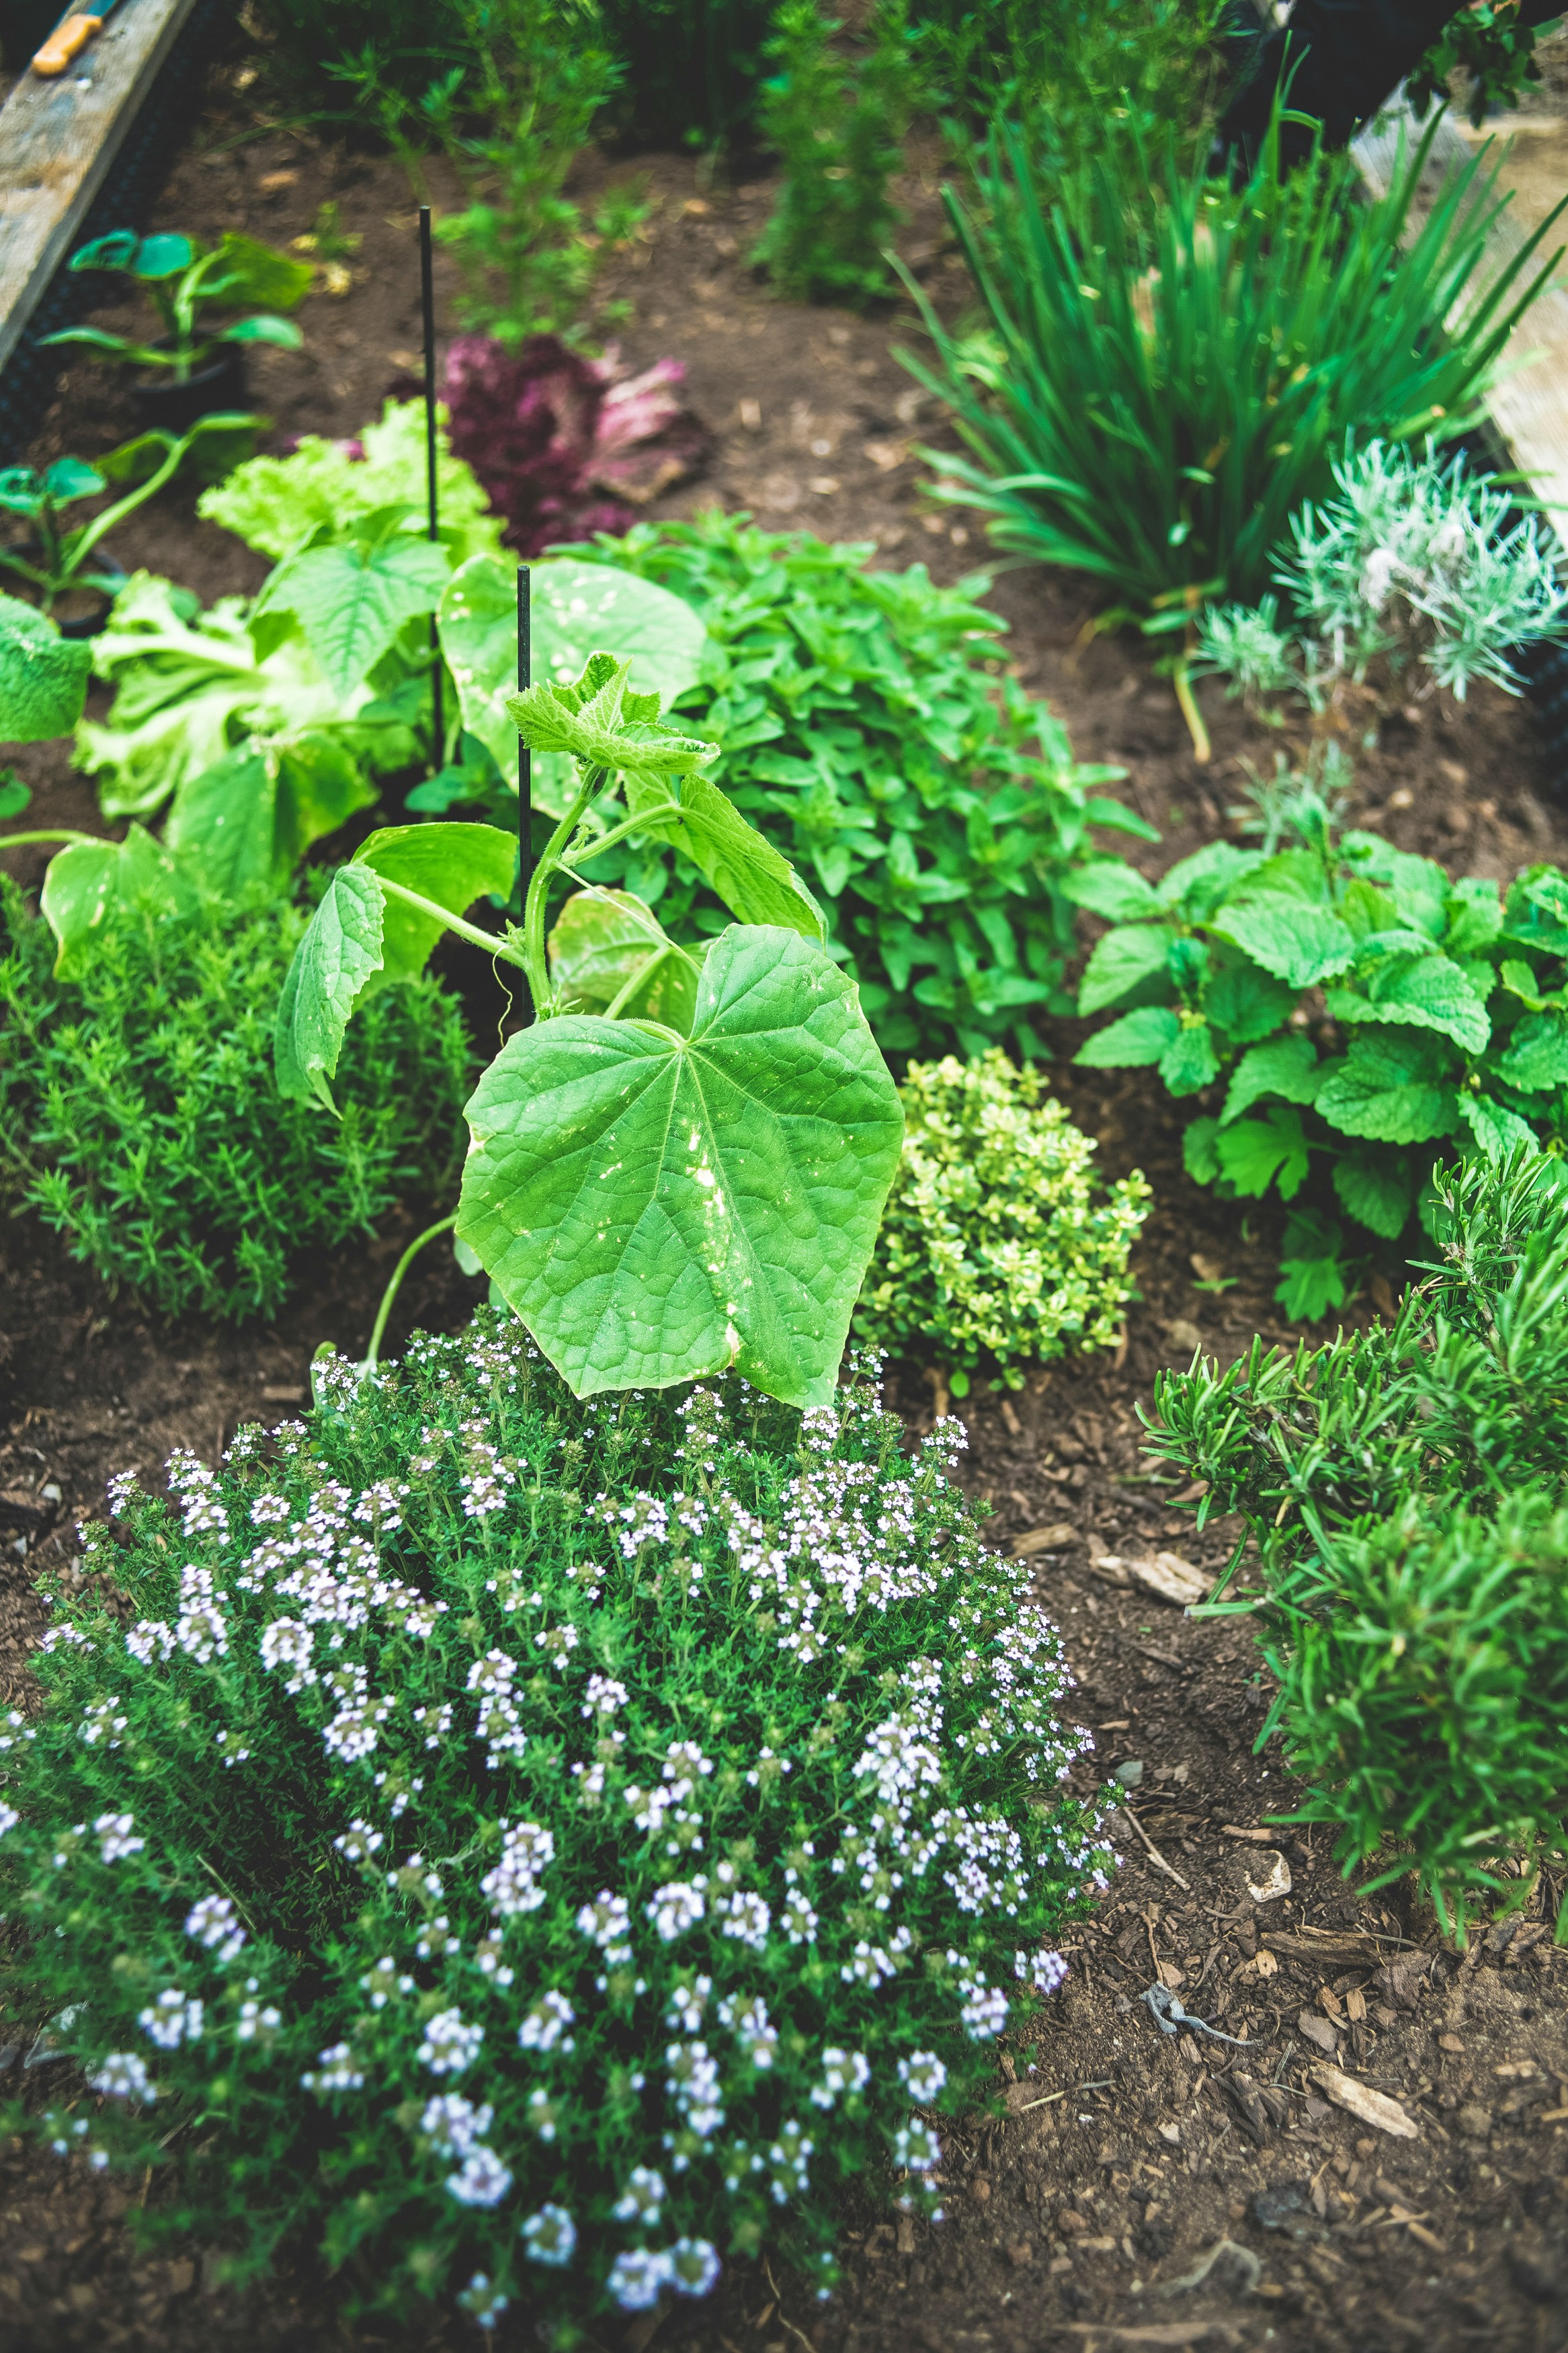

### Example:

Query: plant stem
xmin=1172 ymin=659 xmax=1212 ymax=764
xmin=522 ymin=764 xmax=608 ymax=1017
xmin=375 ymin=877 xmax=530 ymax=968
xmin=0 ymin=829 xmax=97 ymax=851
xmin=565 ymin=799 xmax=683 ymax=867
xmin=364 ymin=1212 xmax=458 ymax=1378
xmin=602 ymin=943 xmax=675 ymax=1021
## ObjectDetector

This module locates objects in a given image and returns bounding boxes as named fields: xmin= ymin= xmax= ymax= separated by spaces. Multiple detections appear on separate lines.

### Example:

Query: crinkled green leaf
xmin=1221 ymin=1032 xmax=1322 ymax=1126
xmin=1155 ymin=839 xmax=1262 ymax=918
xmin=1457 ymin=1090 xmax=1538 ymax=1164
xmin=1325 ymin=953 xmax=1491 ymax=1055
xmin=1333 ymin=1146 xmax=1415 ymax=1240
xmin=1215 ymin=1105 xmax=1311 ymax=1200
xmin=200 ymin=399 xmax=501 ymax=564
xmin=1074 ymin=1004 xmax=1181 ymax=1067
xmin=1204 ymin=955 xmax=1299 ymax=1043
xmin=440 ymin=554 xmax=707 ymax=811
xmin=548 ymin=889 xmax=702 ymax=1033
xmin=1343 ymin=835 xmax=1448 ymax=938
xmin=1497 ymin=1010 xmax=1568 ymax=1092
xmin=507 ymin=657 xmax=718 ymax=789
xmin=1210 ymin=895 xmax=1356 ymax=989
xmin=1183 ymin=1115 xmax=1221 ymax=1185
xmin=206 ymin=230 xmax=313 ymax=313
xmin=1061 ymin=861 xmax=1163 ymax=922
xmin=1076 ymin=923 xmax=1175 ymax=1015
xmin=253 ymin=535 xmax=451 ymax=698
xmin=1503 ymin=867 xmax=1568 ymax=957
xmin=272 ymin=866 xmax=386 ymax=1111
xmin=1315 ymin=1032 xmax=1460 ymax=1144
xmin=0 ymin=593 xmax=93 ymax=742
xmin=456 ymin=925 xmax=905 ymax=1406
xmin=1159 ymin=1019 xmax=1219 ymax=1096
xmin=1444 ymin=877 xmax=1503 ymax=955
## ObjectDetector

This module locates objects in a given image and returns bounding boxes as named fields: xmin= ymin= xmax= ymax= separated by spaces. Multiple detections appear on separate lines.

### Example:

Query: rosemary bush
xmin=0 ymin=884 xmax=470 ymax=1322
xmin=0 ymin=1328 xmax=1112 ymax=2329
xmin=1151 ymin=1150 xmax=1568 ymax=1936
xmin=854 ymin=1050 xmax=1150 ymax=1394
xmin=751 ymin=1 xmax=914 ymax=310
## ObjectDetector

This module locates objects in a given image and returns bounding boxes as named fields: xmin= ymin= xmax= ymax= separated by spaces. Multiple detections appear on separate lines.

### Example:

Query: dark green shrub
xmin=0 ymin=883 xmax=471 ymax=1321
xmin=1069 ymin=793 xmax=1568 ymax=1318
xmin=559 ymin=512 xmax=1153 ymax=1060
xmin=751 ymin=1 xmax=915 ymax=309
xmin=0 ymin=1326 xmax=1112 ymax=2327
xmin=854 ymin=1049 xmax=1150 ymax=1392
xmin=1151 ymin=1150 xmax=1568 ymax=1938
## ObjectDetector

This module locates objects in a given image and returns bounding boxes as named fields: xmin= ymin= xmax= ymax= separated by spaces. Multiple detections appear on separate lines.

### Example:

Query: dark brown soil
xmin=5 ymin=51 xmax=1568 ymax=2353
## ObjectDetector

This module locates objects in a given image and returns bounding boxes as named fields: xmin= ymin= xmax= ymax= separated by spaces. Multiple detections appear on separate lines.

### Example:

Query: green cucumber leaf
xmin=352 ymin=821 xmax=518 ymax=984
xmin=165 ymin=733 xmax=374 ymax=904
xmin=1210 ymin=895 xmax=1356 ymax=989
xmin=0 ymin=593 xmax=93 ymax=742
xmin=272 ymin=865 xmax=385 ymax=1111
xmin=1315 ymin=1032 xmax=1460 ymax=1144
xmin=1220 ymin=1032 xmax=1321 ymax=1126
xmin=1074 ymin=1004 xmax=1182 ymax=1068
xmin=548 ymin=889 xmax=702 ymax=1033
xmin=455 ymin=924 xmax=905 ymax=1406
xmin=507 ymin=657 xmax=717 ymax=785
xmin=1076 ymin=923 xmax=1175 ymax=1015
xmin=616 ymin=768 xmax=824 ymax=943
xmin=1214 ymin=1105 xmax=1311 ymax=1200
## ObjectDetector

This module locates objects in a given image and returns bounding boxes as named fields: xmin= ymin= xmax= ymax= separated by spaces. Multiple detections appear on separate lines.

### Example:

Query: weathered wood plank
xmin=1353 ymin=101 xmax=1568 ymax=559
xmin=0 ymin=0 xmax=202 ymax=375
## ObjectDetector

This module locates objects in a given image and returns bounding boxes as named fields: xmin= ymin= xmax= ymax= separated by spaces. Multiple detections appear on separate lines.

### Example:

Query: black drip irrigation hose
xmin=0 ymin=0 xmax=234 ymax=467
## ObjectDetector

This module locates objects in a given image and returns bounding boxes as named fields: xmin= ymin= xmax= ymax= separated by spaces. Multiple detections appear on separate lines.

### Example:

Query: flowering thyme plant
xmin=0 ymin=1323 xmax=1112 ymax=2332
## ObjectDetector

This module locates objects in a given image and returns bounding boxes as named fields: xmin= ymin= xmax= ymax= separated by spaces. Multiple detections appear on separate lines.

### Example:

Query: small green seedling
xmin=274 ymin=650 xmax=905 ymax=1407
xmin=42 ymin=230 xmax=311 ymax=381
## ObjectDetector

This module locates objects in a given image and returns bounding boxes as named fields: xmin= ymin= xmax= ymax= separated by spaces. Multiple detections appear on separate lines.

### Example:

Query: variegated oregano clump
xmin=0 ymin=1315 xmax=1114 ymax=2336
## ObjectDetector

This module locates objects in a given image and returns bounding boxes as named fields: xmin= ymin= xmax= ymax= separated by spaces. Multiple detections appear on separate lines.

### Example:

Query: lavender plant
xmin=1194 ymin=440 xmax=1568 ymax=725
xmin=0 ymin=1326 xmax=1113 ymax=2329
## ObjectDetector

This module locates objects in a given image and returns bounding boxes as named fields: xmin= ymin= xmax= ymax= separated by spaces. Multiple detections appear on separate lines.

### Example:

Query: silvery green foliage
xmin=1197 ymin=440 xmax=1568 ymax=711
xmin=0 ymin=1329 xmax=1113 ymax=2330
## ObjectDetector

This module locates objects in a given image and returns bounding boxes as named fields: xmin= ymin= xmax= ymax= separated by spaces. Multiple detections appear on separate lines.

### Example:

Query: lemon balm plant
xmin=274 ymin=649 xmax=904 ymax=1406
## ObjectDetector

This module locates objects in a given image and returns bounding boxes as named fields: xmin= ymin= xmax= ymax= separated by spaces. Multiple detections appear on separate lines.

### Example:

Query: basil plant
xmin=274 ymin=653 xmax=905 ymax=1408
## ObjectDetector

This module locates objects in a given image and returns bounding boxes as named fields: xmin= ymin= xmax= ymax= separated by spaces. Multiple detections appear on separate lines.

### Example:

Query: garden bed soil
xmin=6 ymin=59 xmax=1568 ymax=2353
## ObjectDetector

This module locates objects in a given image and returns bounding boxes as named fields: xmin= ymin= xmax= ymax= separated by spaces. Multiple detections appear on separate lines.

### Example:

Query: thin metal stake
xmin=419 ymin=204 xmax=444 ymax=766
xmin=518 ymin=564 xmax=532 ymax=1017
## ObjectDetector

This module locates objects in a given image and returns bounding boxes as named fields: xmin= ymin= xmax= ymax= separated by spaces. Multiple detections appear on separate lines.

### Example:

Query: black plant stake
xmin=518 ymin=563 xmax=532 ymax=1020
xmin=419 ymin=204 xmax=444 ymax=766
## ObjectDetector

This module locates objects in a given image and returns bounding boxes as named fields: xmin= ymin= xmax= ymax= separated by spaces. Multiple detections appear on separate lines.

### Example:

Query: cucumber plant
xmin=274 ymin=651 xmax=905 ymax=1407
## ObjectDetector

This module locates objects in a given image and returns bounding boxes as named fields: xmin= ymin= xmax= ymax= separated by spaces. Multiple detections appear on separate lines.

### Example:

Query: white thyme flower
xmin=607 ymin=2247 xmax=673 ymax=2311
xmin=811 ymin=2047 xmax=870 ymax=2109
xmin=897 ymin=2050 xmax=948 ymax=2102
xmin=612 ymin=2164 xmax=666 ymax=2223
xmin=416 ymin=2007 xmax=483 ymax=2076
xmin=138 ymin=1990 xmax=202 ymax=2050
xmin=183 ymin=1892 xmax=246 ymax=1962
xmin=89 ymin=2052 xmax=156 ymax=2102
xmin=94 ymin=1811 xmax=144 ymax=1865
xmin=520 ymin=2203 xmax=577 ymax=2266
xmin=446 ymin=2146 xmax=513 ymax=2207
xmin=518 ymin=1989 xmax=575 ymax=2052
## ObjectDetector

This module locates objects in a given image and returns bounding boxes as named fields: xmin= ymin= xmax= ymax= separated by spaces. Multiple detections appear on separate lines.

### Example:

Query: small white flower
xmin=518 ymin=1990 xmax=575 ymax=2052
xmin=811 ymin=2047 xmax=870 ymax=2110
xmin=669 ymin=2237 xmax=722 ymax=2298
xmin=1014 ymin=1948 xmax=1068 ymax=1994
xmin=446 ymin=2146 xmax=513 ymax=2207
xmin=607 ymin=2248 xmax=674 ymax=2311
xmin=577 ymin=1890 xmax=632 ymax=1962
xmin=417 ymin=2008 xmax=483 ymax=2076
xmin=420 ymin=2094 xmax=493 ymax=2155
xmin=138 ymin=1990 xmax=202 ymax=2050
xmin=893 ymin=2118 xmax=942 ymax=2173
xmin=300 ymin=2041 xmax=364 ymax=2093
xmin=520 ymin=2204 xmax=577 ymax=2267
xmin=898 ymin=2050 xmax=948 ymax=2102
xmin=0 ymin=1803 xmax=17 ymax=1839
xmin=183 ymin=1892 xmax=246 ymax=1962
xmin=646 ymin=1877 xmax=706 ymax=1941
xmin=94 ymin=1812 xmax=144 ymax=1865
xmin=89 ymin=2052 xmax=155 ymax=2102
xmin=714 ymin=1889 xmax=770 ymax=1950
xmin=612 ymin=2164 xmax=666 ymax=2223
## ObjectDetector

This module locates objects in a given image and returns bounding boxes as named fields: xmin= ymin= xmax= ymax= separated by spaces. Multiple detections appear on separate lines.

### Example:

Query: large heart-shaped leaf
xmin=438 ymin=553 xmax=707 ymax=811
xmin=455 ymin=924 xmax=904 ymax=1406
xmin=274 ymin=822 xmax=515 ymax=1109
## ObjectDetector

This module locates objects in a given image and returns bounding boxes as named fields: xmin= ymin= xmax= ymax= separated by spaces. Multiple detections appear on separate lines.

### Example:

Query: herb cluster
xmin=561 ymin=514 xmax=1151 ymax=1060
xmin=1151 ymin=1150 xmax=1568 ymax=1938
xmin=0 ymin=883 xmax=470 ymax=1322
xmin=1071 ymin=807 xmax=1568 ymax=1318
xmin=855 ymin=1050 xmax=1149 ymax=1393
xmin=0 ymin=1328 xmax=1111 ymax=2327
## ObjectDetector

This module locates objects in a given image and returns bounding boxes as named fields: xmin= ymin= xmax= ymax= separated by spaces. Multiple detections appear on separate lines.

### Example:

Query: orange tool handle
xmin=32 ymin=12 xmax=104 ymax=73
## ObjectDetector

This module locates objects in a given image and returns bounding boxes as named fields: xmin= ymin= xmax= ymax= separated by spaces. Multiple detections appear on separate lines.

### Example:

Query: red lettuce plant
xmin=440 ymin=333 xmax=710 ymax=557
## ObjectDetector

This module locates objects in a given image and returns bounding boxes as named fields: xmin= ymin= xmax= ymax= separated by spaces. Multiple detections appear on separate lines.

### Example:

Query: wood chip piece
xmin=1220 ymin=1825 xmax=1276 ymax=1842
xmin=1091 ymin=1550 xmax=1210 ymax=1605
xmin=1247 ymin=1851 xmax=1292 ymax=1903
xmin=1011 ymin=1521 xmax=1081 ymax=1557
xmin=1262 ymin=1929 xmax=1389 ymax=1968
xmin=1308 ymin=2064 xmax=1419 ymax=2139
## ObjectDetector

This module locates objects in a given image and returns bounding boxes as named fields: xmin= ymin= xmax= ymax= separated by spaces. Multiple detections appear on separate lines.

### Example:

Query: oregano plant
xmin=273 ymin=651 xmax=905 ymax=1407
